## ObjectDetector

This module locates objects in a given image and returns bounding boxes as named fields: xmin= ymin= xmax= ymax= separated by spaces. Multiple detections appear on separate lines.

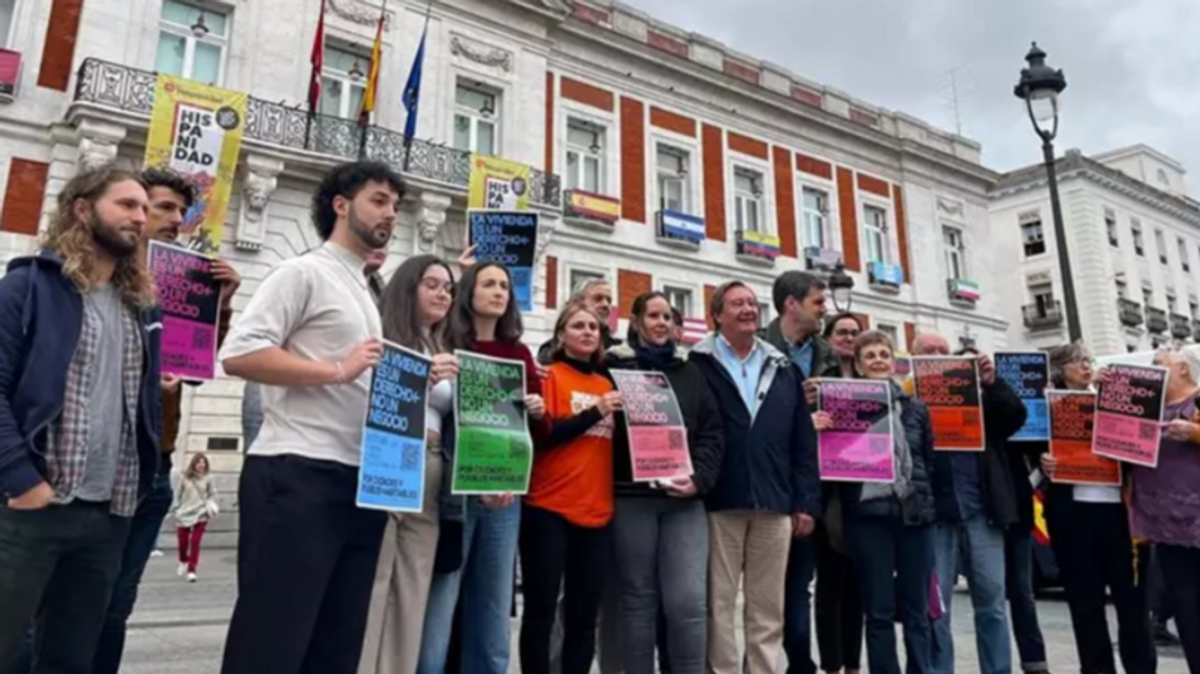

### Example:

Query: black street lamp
xmin=829 ymin=261 xmax=855 ymax=313
xmin=1014 ymin=42 xmax=1080 ymax=343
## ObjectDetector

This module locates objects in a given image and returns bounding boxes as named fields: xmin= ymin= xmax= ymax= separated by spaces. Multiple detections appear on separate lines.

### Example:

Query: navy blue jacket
xmin=689 ymin=336 xmax=821 ymax=516
xmin=0 ymin=252 xmax=163 ymax=502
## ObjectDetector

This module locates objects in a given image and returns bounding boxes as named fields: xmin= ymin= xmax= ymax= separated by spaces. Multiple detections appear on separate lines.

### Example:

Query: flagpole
xmin=402 ymin=0 xmax=434 ymax=172
xmin=306 ymin=0 xmax=326 ymax=151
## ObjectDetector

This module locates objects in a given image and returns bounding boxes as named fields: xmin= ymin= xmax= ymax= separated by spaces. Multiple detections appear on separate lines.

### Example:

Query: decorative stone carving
xmin=451 ymin=35 xmax=513 ymax=72
xmin=75 ymin=119 xmax=126 ymax=171
xmin=414 ymin=192 xmax=453 ymax=253
xmin=236 ymin=154 xmax=284 ymax=251
xmin=328 ymin=0 xmax=393 ymax=29
xmin=937 ymin=197 xmax=965 ymax=217
xmin=535 ymin=214 xmax=558 ymax=263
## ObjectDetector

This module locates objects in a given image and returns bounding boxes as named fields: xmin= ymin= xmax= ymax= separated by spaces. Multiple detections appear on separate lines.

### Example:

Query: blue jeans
xmin=847 ymin=517 xmax=934 ymax=674
xmin=931 ymin=516 xmax=1010 ymax=674
xmin=417 ymin=498 xmax=520 ymax=674
xmin=783 ymin=536 xmax=817 ymax=674
xmin=1003 ymin=528 xmax=1047 ymax=672
xmin=5 ymin=469 xmax=174 ymax=674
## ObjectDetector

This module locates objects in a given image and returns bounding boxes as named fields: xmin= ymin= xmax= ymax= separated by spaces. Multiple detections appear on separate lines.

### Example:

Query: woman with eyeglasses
xmin=1040 ymin=344 xmax=1155 ymax=674
xmin=359 ymin=254 xmax=461 ymax=674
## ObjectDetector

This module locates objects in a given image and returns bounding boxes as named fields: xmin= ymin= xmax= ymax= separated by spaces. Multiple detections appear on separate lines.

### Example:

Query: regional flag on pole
xmin=308 ymin=0 xmax=326 ymax=116
xmin=358 ymin=2 xmax=386 ymax=128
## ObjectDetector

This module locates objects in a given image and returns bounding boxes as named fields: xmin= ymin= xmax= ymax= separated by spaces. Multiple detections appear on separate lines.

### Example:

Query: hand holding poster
xmin=468 ymin=210 xmax=538 ymax=313
xmin=816 ymin=379 xmax=895 ymax=482
xmin=609 ymin=370 xmax=693 ymax=482
xmin=452 ymin=351 xmax=534 ymax=494
xmin=913 ymin=356 xmax=985 ymax=451
xmin=357 ymin=343 xmax=430 ymax=512
xmin=147 ymin=241 xmax=220 ymax=381
xmin=1047 ymin=390 xmax=1121 ymax=486
xmin=996 ymin=352 xmax=1050 ymax=441
xmin=1092 ymin=364 xmax=1167 ymax=467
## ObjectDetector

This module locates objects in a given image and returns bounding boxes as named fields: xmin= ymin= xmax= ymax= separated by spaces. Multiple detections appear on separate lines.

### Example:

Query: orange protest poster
xmin=913 ymin=356 xmax=984 ymax=451
xmin=1048 ymin=390 xmax=1121 ymax=486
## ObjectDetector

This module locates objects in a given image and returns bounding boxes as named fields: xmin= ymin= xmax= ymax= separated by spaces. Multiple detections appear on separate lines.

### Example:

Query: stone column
xmin=413 ymin=191 xmax=453 ymax=255
xmin=235 ymin=154 xmax=285 ymax=252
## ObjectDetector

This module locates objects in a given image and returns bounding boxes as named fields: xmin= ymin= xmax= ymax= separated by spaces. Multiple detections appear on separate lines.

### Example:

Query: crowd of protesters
xmin=0 ymin=159 xmax=1197 ymax=674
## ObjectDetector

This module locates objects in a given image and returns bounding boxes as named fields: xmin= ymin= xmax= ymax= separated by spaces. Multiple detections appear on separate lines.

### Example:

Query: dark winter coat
xmin=760 ymin=317 xmax=842 ymax=380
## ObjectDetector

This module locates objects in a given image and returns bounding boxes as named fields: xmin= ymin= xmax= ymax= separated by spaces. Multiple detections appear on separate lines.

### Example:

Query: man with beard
xmin=218 ymin=161 xmax=403 ymax=674
xmin=0 ymin=165 xmax=164 ymax=673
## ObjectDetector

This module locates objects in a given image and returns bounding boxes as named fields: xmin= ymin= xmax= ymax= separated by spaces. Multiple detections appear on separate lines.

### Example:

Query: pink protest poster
xmin=1092 ymin=363 xmax=1167 ymax=468
xmin=609 ymin=369 xmax=693 ymax=482
xmin=817 ymin=379 xmax=895 ymax=482
xmin=147 ymin=241 xmax=220 ymax=381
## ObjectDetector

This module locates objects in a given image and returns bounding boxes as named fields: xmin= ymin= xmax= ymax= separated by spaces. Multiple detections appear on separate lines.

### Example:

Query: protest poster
xmin=144 ymin=74 xmax=247 ymax=256
xmin=609 ymin=370 xmax=693 ymax=482
xmin=357 ymin=343 xmax=431 ymax=512
xmin=996 ymin=352 xmax=1050 ymax=441
xmin=816 ymin=379 xmax=895 ymax=482
xmin=468 ymin=210 xmax=538 ymax=312
xmin=1092 ymin=363 xmax=1167 ymax=467
xmin=452 ymin=351 xmax=533 ymax=494
xmin=147 ymin=241 xmax=220 ymax=381
xmin=1047 ymin=390 xmax=1121 ymax=486
xmin=468 ymin=154 xmax=531 ymax=210
xmin=913 ymin=356 xmax=985 ymax=451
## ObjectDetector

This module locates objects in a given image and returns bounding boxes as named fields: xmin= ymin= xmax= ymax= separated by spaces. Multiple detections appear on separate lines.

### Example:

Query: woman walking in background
xmin=606 ymin=291 xmax=724 ymax=674
xmin=174 ymin=454 xmax=218 ymax=583
xmin=359 ymin=255 xmax=461 ymax=674
xmin=520 ymin=302 xmax=621 ymax=674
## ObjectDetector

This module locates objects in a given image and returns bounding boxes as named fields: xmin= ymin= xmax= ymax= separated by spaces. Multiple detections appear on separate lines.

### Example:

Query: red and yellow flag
xmin=357 ymin=2 xmax=385 ymax=127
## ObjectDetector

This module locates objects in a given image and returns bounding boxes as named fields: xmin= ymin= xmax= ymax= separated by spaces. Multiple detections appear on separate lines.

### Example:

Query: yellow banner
xmin=144 ymin=74 xmax=247 ymax=257
xmin=468 ymin=154 xmax=531 ymax=210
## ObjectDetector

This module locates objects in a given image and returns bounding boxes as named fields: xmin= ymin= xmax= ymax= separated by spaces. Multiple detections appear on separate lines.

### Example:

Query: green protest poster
xmin=452 ymin=350 xmax=533 ymax=494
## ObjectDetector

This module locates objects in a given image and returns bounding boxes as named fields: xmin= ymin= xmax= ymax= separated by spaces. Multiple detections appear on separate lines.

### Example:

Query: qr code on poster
xmin=869 ymin=437 xmax=890 ymax=454
xmin=668 ymin=430 xmax=684 ymax=450
xmin=191 ymin=330 xmax=213 ymax=351
xmin=401 ymin=444 xmax=420 ymax=471
xmin=1138 ymin=423 xmax=1157 ymax=441
xmin=509 ymin=436 xmax=528 ymax=458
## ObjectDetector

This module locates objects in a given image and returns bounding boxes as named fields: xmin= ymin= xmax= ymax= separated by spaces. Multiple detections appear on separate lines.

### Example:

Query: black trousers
xmin=220 ymin=455 xmax=386 ymax=674
xmin=1044 ymin=494 xmax=1156 ymax=674
xmin=518 ymin=504 xmax=610 ymax=674
xmin=815 ymin=528 xmax=863 ymax=672
xmin=0 ymin=500 xmax=130 ymax=674
xmin=1158 ymin=544 xmax=1200 ymax=673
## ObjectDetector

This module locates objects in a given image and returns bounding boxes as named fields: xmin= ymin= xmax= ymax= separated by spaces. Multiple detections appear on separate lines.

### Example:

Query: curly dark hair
xmin=311 ymin=161 xmax=405 ymax=241
xmin=446 ymin=262 xmax=524 ymax=349
xmin=140 ymin=167 xmax=195 ymax=209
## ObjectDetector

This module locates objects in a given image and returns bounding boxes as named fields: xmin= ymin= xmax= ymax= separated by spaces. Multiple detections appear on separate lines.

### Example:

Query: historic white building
xmin=0 ymin=0 xmax=1006 ymax=466
xmin=989 ymin=144 xmax=1200 ymax=357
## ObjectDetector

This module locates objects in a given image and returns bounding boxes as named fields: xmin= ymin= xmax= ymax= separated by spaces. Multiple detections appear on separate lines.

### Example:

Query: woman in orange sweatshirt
xmin=519 ymin=301 xmax=622 ymax=674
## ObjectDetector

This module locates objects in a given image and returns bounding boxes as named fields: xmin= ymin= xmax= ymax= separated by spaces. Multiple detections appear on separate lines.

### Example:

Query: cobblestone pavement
xmin=118 ymin=549 xmax=1188 ymax=673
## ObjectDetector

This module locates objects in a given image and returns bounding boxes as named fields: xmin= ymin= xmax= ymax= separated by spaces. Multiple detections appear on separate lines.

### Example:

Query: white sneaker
xmin=177 ymin=563 xmax=187 ymax=577
xmin=187 ymin=572 xmax=197 ymax=583
xmin=150 ymin=549 xmax=164 ymax=558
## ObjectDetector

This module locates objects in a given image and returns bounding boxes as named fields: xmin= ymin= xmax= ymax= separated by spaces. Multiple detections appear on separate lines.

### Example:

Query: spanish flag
xmin=358 ymin=2 xmax=386 ymax=128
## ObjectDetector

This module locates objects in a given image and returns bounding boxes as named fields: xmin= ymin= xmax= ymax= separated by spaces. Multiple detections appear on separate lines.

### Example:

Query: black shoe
xmin=1154 ymin=622 xmax=1182 ymax=647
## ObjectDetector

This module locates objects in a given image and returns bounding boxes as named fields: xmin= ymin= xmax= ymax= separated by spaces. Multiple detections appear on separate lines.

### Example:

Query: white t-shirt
xmin=220 ymin=242 xmax=382 ymax=467
xmin=427 ymin=379 xmax=452 ymax=437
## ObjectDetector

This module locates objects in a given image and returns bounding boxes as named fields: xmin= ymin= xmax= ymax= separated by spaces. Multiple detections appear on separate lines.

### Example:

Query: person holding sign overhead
xmin=1039 ymin=344 xmax=1155 ymax=674
xmin=519 ymin=302 xmax=620 ymax=674
xmin=812 ymin=330 xmax=942 ymax=674
xmin=911 ymin=335 xmax=1026 ymax=674
xmin=418 ymin=261 xmax=549 ymax=674
xmin=217 ymin=161 xmax=402 ymax=674
xmin=605 ymin=291 xmax=724 ymax=674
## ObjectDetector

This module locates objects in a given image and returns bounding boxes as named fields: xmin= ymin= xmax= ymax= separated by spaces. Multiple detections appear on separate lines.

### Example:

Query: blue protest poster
xmin=996 ymin=351 xmax=1050 ymax=442
xmin=357 ymin=341 xmax=431 ymax=512
xmin=468 ymin=209 xmax=539 ymax=312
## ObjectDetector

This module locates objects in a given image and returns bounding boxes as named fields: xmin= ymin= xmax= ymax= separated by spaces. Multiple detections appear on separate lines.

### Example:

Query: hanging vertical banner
xmin=996 ymin=352 xmax=1050 ymax=441
xmin=913 ymin=356 xmax=985 ymax=451
xmin=1048 ymin=390 xmax=1121 ymax=486
xmin=816 ymin=379 xmax=895 ymax=482
xmin=144 ymin=74 xmax=248 ymax=257
xmin=1092 ymin=363 xmax=1167 ymax=467
xmin=357 ymin=343 xmax=430 ymax=512
xmin=147 ymin=241 xmax=220 ymax=381
xmin=452 ymin=351 xmax=533 ymax=494
xmin=468 ymin=210 xmax=538 ymax=312
xmin=610 ymin=369 xmax=693 ymax=482
xmin=468 ymin=154 xmax=531 ymax=210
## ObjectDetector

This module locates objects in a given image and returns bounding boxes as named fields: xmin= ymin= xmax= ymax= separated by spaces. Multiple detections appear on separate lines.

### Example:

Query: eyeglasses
xmin=421 ymin=279 xmax=456 ymax=295
xmin=833 ymin=328 xmax=860 ymax=338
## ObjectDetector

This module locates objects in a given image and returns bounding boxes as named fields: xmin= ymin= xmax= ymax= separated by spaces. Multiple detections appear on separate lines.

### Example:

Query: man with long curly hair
xmin=0 ymin=164 xmax=165 ymax=673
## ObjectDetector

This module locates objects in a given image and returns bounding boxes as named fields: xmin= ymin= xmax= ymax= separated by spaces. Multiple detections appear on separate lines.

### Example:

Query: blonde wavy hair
xmin=41 ymin=164 xmax=157 ymax=308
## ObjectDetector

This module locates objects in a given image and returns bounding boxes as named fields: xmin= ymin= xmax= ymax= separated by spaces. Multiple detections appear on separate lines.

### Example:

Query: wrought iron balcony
xmin=1117 ymin=298 xmax=1144 ymax=327
xmin=1022 ymin=301 xmax=1064 ymax=331
xmin=1146 ymin=306 xmax=1168 ymax=333
xmin=1172 ymin=313 xmax=1193 ymax=340
xmin=71 ymin=58 xmax=561 ymax=208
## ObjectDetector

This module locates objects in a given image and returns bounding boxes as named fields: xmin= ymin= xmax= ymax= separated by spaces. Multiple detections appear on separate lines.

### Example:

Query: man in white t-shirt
xmin=217 ymin=161 xmax=402 ymax=674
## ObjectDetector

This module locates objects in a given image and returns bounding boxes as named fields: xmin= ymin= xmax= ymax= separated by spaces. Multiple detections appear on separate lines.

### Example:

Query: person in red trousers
xmin=173 ymin=454 xmax=217 ymax=583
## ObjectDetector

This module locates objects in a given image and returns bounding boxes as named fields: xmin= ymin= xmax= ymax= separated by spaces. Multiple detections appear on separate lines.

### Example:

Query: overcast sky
xmin=622 ymin=0 xmax=1200 ymax=189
